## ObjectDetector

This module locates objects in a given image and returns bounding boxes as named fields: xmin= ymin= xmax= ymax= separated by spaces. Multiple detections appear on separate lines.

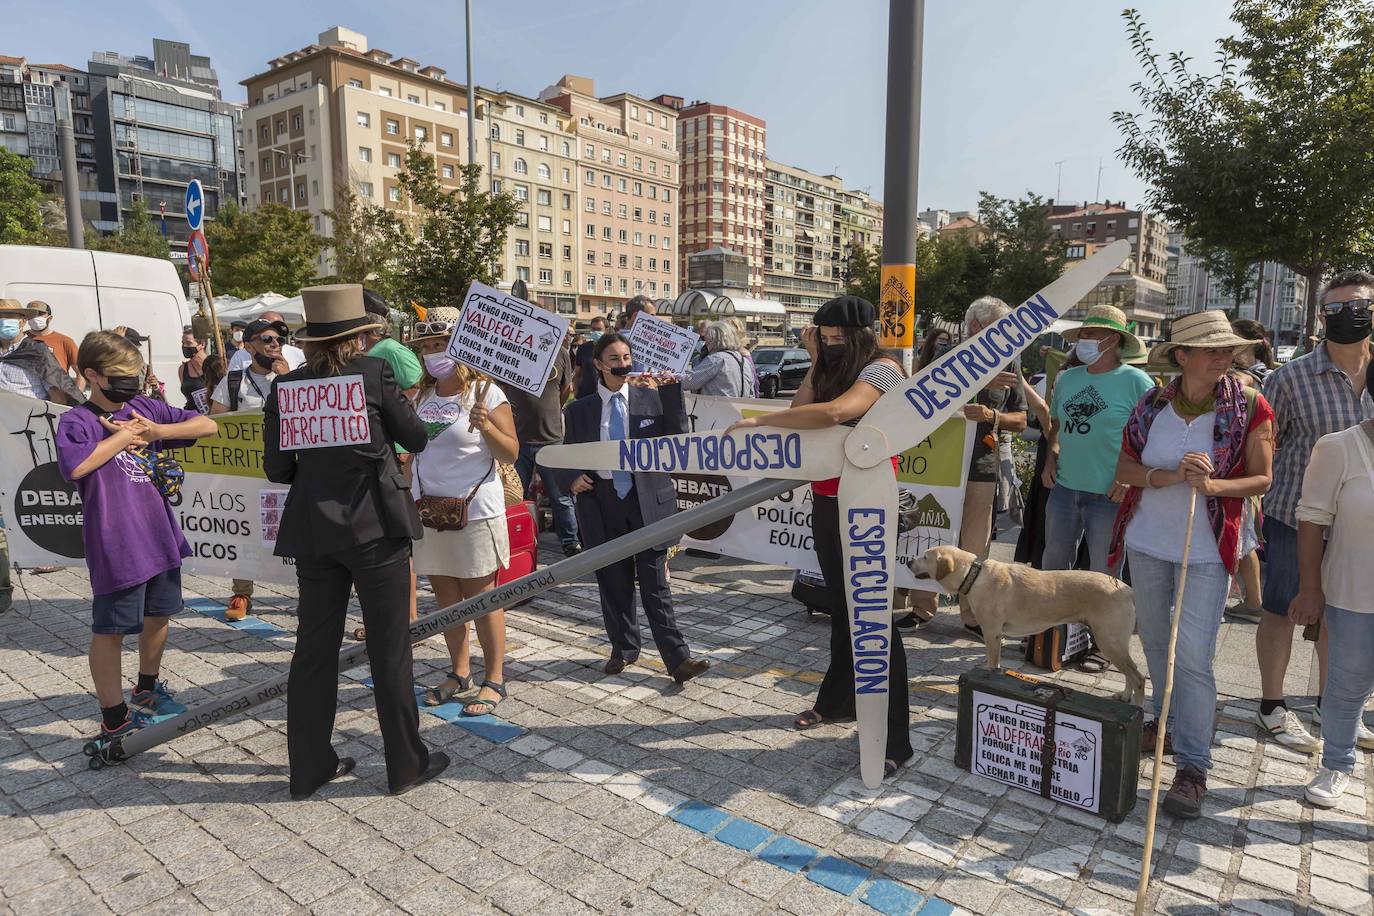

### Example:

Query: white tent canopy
xmin=213 ymin=293 xmax=303 ymax=328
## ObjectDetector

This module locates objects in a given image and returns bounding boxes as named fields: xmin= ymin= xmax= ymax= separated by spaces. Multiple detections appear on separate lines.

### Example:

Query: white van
xmin=0 ymin=245 xmax=193 ymax=385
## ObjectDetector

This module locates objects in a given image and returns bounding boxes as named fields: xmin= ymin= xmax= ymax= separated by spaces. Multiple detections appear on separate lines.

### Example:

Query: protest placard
xmin=449 ymin=281 xmax=571 ymax=396
xmin=276 ymin=376 xmax=370 ymax=450
xmin=625 ymin=313 xmax=698 ymax=376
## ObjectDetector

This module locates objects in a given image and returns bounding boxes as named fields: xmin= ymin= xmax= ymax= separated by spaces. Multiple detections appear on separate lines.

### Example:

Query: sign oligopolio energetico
xmin=537 ymin=240 xmax=1130 ymax=787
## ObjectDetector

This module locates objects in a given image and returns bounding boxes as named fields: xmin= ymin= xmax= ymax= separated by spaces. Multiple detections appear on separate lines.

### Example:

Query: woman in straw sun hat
xmin=1107 ymin=310 xmax=1275 ymax=820
xmin=264 ymin=284 xmax=449 ymax=799
xmin=1041 ymin=304 xmax=1155 ymax=573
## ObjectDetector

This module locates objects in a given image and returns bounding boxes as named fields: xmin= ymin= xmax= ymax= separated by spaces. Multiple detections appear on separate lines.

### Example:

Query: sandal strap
xmin=479 ymin=680 xmax=507 ymax=698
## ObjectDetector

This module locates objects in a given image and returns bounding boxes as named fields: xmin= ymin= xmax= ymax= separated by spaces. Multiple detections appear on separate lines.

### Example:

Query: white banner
xmin=671 ymin=395 xmax=974 ymax=591
xmin=450 ymin=281 xmax=571 ymax=395
xmin=626 ymin=313 xmax=698 ymax=376
xmin=0 ymin=392 xmax=297 ymax=584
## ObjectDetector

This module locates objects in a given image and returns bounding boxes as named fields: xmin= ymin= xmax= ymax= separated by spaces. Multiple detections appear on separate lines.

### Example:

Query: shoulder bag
xmin=415 ymin=457 xmax=494 ymax=532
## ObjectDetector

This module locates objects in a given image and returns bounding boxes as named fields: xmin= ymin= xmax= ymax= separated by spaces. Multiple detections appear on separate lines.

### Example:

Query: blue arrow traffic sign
xmin=184 ymin=179 xmax=204 ymax=231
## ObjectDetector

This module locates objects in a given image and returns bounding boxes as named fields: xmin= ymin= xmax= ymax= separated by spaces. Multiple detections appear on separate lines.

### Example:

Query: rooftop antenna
xmin=1095 ymin=157 xmax=1104 ymax=203
xmin=1055 ymin=159 xmax=1066 ymax=201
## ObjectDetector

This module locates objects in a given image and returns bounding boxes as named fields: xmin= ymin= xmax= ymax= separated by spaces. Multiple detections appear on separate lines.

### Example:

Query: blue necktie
xmin=608 ymin=393 xmax=632 ymax=499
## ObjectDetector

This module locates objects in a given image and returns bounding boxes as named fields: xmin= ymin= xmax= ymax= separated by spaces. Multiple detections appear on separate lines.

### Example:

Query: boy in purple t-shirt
xmin=58 ymin=331 xmax=217 ymax=740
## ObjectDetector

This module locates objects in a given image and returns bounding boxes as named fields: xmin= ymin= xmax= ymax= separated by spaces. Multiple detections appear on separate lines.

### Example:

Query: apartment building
xmin=241 ymin=27 xmax=479 ymax=275
xmin=484 ymin=91 xmax=581 ymax=316
xmin=1048 ymin=201 xmax=1170 ymax=338
xmin=1168 ymin=234 xmax=1307 ymax=344
xmin=763 ymin=159 xmax=844 ymax=328
xmin=673 ymin=101 xmax=767 ymax=295
xmin=540 ymin=75 xmax=678 ymax=316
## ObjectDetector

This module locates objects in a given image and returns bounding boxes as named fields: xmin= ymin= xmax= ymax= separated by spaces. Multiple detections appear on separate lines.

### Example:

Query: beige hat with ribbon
xmin=1148 ymin=310 xmax=1250 ymax=363
xmin=294 ymin=284 xmax=383 ymax=342
xmin=0 ymin=298 xmax=42 ymax=319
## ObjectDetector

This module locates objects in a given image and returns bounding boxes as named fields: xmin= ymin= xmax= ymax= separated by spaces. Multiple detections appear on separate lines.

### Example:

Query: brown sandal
xmin=795 ymin=709 xmax=824 ymax=729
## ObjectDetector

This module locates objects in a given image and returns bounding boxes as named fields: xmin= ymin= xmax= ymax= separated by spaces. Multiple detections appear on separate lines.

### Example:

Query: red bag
xmin=498 ymin=501 xmax=539 ymax=601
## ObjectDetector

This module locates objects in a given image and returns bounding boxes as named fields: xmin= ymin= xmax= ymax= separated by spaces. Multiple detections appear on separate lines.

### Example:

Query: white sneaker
xmin=1256 ymin=706 xmax=1321 ymax=752
xmin=1305 ymin=767 xmax=1351 ymax=808
xmin=1312 ymin=705 xmax=1374 ymax=751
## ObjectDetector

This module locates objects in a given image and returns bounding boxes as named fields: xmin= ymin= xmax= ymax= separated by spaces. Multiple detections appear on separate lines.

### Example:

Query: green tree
xmin=204 ymin=202 xmax=326 ymax=298
xmin=978 ymin=191 xmax=1067 ymax=306
xmin=90 ymin=204 xmax=170 ymax=260
xmin=0 ymin=148 xmax=46 ymax=244
xmin=1114 ymin=1 xmax=1374 ymax=340
xmin=842 ymin=243 xmax=881 ymax=304
xmin=388 ymin=143 xmax=520 ymax=307
xmin=323 ymin=184 xmax=406 ymax=293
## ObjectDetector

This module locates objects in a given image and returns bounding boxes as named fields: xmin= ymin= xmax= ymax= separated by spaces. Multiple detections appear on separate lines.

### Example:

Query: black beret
xmin=813 ymin=295 xmax=876 ymax=328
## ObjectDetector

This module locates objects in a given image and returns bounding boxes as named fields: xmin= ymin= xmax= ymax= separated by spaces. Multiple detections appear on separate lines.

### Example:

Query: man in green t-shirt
xmin=361 ymin=290 xmax=423 ymax=390
xmin=1043 ymin=305 xmax=1154 ymax=573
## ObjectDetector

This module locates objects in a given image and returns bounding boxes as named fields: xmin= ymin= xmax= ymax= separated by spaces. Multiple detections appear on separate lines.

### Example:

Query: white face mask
xmin=28 ymin=316 xmax=49 ymax=332
xmin=423 ymin=352 xmax=458 ymax=379
xmin=1075 ymin=338 xmax=1108 ymax=366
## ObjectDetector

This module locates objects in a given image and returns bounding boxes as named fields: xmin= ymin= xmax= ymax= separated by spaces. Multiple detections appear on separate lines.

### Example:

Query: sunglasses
xmin=1321 ymin=298 xmax=1373 ymax=316
xmin=413 ymin=320 xmax=455 ymax=336
xmin=253 ymin=335 xmax=286 ymax=346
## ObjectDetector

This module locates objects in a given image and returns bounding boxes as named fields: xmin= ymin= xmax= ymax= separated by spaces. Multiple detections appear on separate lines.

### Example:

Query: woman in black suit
xmin=264 ymin=284 xmax=448 ymax=799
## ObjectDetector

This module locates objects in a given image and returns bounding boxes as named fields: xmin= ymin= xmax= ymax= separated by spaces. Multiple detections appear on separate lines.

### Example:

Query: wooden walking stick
xmin=1134 ymin=488 xmax=1199 ymax=916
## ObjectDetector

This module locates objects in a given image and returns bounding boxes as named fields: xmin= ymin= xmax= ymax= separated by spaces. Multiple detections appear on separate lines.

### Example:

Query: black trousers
xmin=287 ymin=537 xmax=428 ymax=795
xmin=576 ymin=478 xmax=690 ymax=671
xmin=810 ymin=494 xmax=913 ymax=763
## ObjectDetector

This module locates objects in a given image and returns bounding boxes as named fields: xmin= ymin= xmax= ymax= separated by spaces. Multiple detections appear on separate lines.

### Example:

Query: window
xmin=647 ymin=210 xmax=656 ymax=223
xmin=516 ymin=240 xmax=530 ymax=256
xmin=386 ymin=120 xmax=399 ymax=136
xmin=276 ymin=118 xmax=286 ymax=135
xmin=531 ymin=189 xmax=548 ymax=206
xmin=540 ymin=112 xmax=549 ymax=125
xmin=388 ymin=152 xmax=402 ymax=168
xmin=602 ymin=174 xmax=612 ymax=188
xmin=490 ymin=124 xmax=501 ymax=140
xmin=586 ymin=250 xmax=596 ymax=264
xmin=663 ymin=259 xmax=671 ymax=273
xmin=359 ymin=181 xmax=374 ymax=198
xmin=515 ymin=129 xmax=525 ymax=146
xmin=584 ymin=170 xmax=595 ymax=185
xmin=356 ymin=112 xmax=370 ymax=128
xmin=441 ymin=164 xmax=455 ymax=179
xmin=619 ymin=204 xmax=629 ymax=219
xmin=585 ymin=144 xmax=595 ymax=159
xmin=634 ymin=256 xmax=643 ymax=269
xmin=619 ymin=278 xmax=628 ymax=294
xmin=440 ymin=132 xmax=453 ymax=147
xmin=648 ymin=258 xmax=657 ymax=270
xmin=358 ymin=146 xmax=372 ymax=163
xmin=537 ymin=215 xmax=553 ymax=232
xmin=618 ymin=229 xmax=627 ymax=243
xmin=561 ymin=168 xmax=571 ymax=184
xmin=663 ymin=188 xmax=671 ymax=203
xmin=378 ymin=87 xmax=392 ymax=97
xmin=434 ymin=101 xmax=446 ymax=111
xmin=562 ymin=219 xmax=571 ymax=233
xmin=407 ymin=94 xmax=420 ymax=104
xmin=515 ymin=211 xmax=528 ymax=227
xmin=649 ymin=234 xmax=657 ymax=247
xmin=586 ymin=276 xmax=596 ymax=293
xmin=292 ymin=114 xmax=302 ymax=131
xmin=414 ymin=126 xmax=427 ymax=142
xmin=604 ymin=278 xmax=613 ymax=293
xmin=603 ymin=226 xmax=612 ymax=240
xmin=618 ymin=178 xmax=628 ymax=193
xmin=491 ymin=152 xmax=501 ymax=170
xmin=630 ymin=104 xmax=639 ymax=119
xmin=514 ymin=185 xmax=529 ymax=201
xmin=297 ymin=183 xmax=307 ymax=202
xmin=538 ymin=242 xmax=552 ymax=257
xmin=585 ymin=198 xmax=595 ymax=212
xmin=539 ymin=268 xmax=552 ymax=284
xmin=633 ymin=157 xmax=641 ymax=171
xmin=514 ymin=103 xmax=525 ymax=117
xmin=564 ymin=271 xmax=572 ymax=285
xmin=602 ymin=201 xmax=612 ymax=215
xmin=633 ymin=181 xmax=642 ymax=196
xmin=516 ymin=266 xmax=530 ymax=281
xmin=602 ymin=149 xmax=611 ymax=163
xmin=514 ymin=158 xmax=528 ymax=174
xmin=662 ymin=213 xmax=671 ymax=226
xmin=539 ymin=135 xmax=549 ymax=152
xmin=648 ymin=161 xmax=657 ymax=175
xmin=635 ymin=280 xmax=643 ymax=292
xmin=634 ymin=207 xmax=643 ymax=221
xmin=561 ymin=193 xmax=572 ymax=209
xmin=649 ymin=185 xmax=658 ymax=200
xmin=634 ymin=231 xmax=643 ymax=245
xmin=563 ymin=245 xmax=572 ymax=259
xmin=536 ymin=163 xmax=551 ymax=180
xmin=388 ymin=187 xmax=400 ymax=203
xmin=347 ymin=79 xmax=363 ymax=89
xmin=492 ymin=180 xmax=502 ymax=193
xmin=561 ymin=141 xmax=571 ymax=157
xmin=662 ymin=236 xmax=670 ymax=250
xmin=586 ymin=224 xmax=595 ymax=238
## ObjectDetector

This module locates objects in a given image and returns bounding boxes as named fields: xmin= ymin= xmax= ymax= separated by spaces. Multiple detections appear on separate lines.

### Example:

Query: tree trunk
xmin=1303 ymin=266 xmax=1322 ymax=343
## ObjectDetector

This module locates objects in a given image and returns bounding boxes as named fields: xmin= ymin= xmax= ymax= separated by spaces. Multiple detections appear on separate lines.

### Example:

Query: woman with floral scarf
xmin=1108 ymin=311 xmax=1275 ymax=820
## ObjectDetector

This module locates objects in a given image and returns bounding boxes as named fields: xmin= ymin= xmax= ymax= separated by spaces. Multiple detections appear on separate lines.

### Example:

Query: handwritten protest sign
xmin=449 ymin=281 xmax=571 ymax=396
xmin=276 ymin=376 xmax=370 ymax=450
xmin=625 ymin=313 xmax=698 ymax=376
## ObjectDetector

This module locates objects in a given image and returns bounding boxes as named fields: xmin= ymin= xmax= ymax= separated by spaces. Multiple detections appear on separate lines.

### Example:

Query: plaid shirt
xmin=1262 ymin=343 xmax=1370 ymax=529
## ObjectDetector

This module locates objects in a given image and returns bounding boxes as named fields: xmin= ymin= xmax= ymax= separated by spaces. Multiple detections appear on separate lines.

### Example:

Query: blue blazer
xmin=560 ymin=382 xmax=688 ymax=528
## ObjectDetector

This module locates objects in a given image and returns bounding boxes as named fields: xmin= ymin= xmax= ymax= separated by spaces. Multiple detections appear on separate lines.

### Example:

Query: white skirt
xmin=412 ymin=513 xmax=510 ymax=579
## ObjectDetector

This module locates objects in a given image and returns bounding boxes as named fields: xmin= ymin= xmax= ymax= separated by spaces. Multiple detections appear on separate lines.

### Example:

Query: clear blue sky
xmin=12 ymin=0 xmax=1238 ymax=213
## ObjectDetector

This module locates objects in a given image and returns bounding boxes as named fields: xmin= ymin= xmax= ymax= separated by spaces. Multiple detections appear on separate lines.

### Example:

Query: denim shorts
xmin=91 ymin=567 xmax=183 ymax=635
xmin=1261 ymin=518 xmax=1304 ymax=617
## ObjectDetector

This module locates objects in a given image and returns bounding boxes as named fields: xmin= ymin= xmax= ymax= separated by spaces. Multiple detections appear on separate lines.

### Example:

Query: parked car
xmin=753 ymin=346 xmax=811 ymax=399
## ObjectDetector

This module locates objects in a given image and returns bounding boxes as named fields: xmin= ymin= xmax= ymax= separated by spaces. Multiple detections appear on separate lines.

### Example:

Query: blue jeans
xmin=1043 ymin=485 xmax=1119 ymax=574
xmin=516 ymin=443 xmax=579 ymax=549
xmin=1127 ymin=550 xmax=1232 ymax=773
xmin=1321 ymin=605 xmax=1374 ymax=774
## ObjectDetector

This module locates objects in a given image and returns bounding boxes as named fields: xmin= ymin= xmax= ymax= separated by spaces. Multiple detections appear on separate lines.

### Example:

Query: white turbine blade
xmin=838 ymin=459 xmax=900 ymax=789
xmin=846 ymin=239 xmax=1132 ymax=468
xmin=535 ymin=427 xmax=849 ymax=482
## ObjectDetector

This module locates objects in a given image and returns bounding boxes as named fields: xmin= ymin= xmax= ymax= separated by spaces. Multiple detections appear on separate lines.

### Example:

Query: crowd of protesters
xmin=2 ymin=272 xmax=1371 ymax=818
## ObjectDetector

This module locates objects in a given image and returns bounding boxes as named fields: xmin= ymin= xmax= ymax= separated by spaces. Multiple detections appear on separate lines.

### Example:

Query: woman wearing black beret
xmin=726 ymin=295 xmax=913 ymax=776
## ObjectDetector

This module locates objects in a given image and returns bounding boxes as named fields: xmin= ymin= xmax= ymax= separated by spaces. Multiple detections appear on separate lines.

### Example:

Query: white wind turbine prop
xmin=539 ymin=240 xmax=1131 ymax=787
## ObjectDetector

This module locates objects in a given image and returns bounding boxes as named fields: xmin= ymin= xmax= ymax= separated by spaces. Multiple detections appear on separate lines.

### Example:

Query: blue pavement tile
xmin=806 ymin=855 xmax=867 ymax=897
xmin=917 ymin=895 xmax=956 ymax=916
xmin=862 ymin=878 xmax=927 ymax=916
xmin=758 ymin=836 xmax=818 ymax=873
xmin=670 ymin=801 xmax=733 ymax=835
xmin=355 ymin=682 xmax=527 ymax=744
xmin=714 ymin=818 xmax=775 ymax=853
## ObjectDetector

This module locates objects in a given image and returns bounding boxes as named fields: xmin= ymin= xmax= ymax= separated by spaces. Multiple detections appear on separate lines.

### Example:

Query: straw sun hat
xmin=1148 ymin=310 xmax=1250 ymax=363
xmin=404 ymin=306 xmax=462 ymax=347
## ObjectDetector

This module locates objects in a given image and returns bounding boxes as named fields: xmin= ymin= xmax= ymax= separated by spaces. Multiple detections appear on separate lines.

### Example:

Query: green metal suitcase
xmin=954 ymin=667 xmax=1143 ymax=822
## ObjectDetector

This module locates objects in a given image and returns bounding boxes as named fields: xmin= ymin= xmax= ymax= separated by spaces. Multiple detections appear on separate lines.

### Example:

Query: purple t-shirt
xmin=57 ymin=395 xmax=197 ymax=595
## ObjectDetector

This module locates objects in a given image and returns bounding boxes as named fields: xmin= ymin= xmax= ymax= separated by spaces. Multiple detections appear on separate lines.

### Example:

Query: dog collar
xmin=956 ymin=558 xmax=985 ymax=596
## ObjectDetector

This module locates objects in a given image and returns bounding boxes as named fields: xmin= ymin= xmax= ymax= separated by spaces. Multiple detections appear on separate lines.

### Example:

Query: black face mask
xmin=253 ymin=351 xmax=278 ymax=371
xmin=101 ymin=375 xmax=141 ymax=403
xmin=820 ymin=343 xmax=847 ymax=366
xmin=607 ymin=365 xmax=633 ymax=377
xmin=182 ymin=346 xmax=199 ymax=358
xmin=1325 ymin=308 xmax=1372 ymax=345
xmin=934 ymin=341 xmax=953 ymax=357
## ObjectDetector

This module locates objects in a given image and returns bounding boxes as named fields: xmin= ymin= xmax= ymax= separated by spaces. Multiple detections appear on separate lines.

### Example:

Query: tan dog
xmin=908 ymin=545 xmax=1145 ymax=705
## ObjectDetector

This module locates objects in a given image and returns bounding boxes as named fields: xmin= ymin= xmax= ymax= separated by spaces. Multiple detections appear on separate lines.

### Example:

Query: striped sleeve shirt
xmin=1262 ymin=343 xmax=1370 ymax=530
xmin=840 ymin=360 xmax=906 ymax=427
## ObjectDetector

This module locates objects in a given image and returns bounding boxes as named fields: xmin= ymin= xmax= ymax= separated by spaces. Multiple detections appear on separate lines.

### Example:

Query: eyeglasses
xmin=1321 ymin=298 xmax=1372 ymax=316
xmin=254 ymin=335 xmax=286 ymax=346
xmin=413 ymin=320 xmax=455 ymax=336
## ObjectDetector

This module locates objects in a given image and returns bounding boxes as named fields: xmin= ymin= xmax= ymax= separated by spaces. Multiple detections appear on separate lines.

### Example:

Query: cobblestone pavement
xmin=1 ymin=535 xmax=1370 ymax=915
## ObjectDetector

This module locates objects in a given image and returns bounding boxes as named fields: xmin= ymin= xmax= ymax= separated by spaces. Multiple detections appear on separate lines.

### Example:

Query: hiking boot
xmin=1256 ymin=706 xmax=1320 ymax=752
xmin=1162 ymin=766 xmax=1207 ymax=819
xmin=1304 ymin=767 xmax=1351 ymax=809
xmin=130 ymin=680 xmax=186 ymax=717
xmin=1313 ymin=704 xmax=1374 ymax=751
xmin=1140 ymin=719 xmax=1175 ymax=756
xmin=225 ymin=595 xmax=251 ymax=621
